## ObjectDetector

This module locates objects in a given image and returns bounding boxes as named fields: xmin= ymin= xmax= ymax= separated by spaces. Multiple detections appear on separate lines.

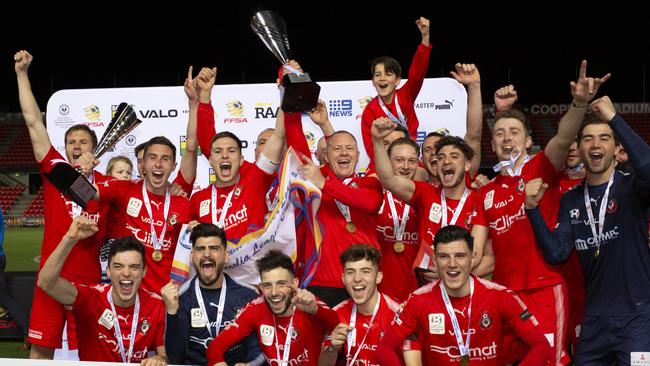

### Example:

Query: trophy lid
xmin=250 ymin=10 xmax=292 ymax=64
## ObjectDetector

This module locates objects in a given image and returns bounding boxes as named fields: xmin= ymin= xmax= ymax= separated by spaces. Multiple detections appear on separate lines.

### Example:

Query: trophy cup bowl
xmin=251 ymin=11 xmax=320 ymax=112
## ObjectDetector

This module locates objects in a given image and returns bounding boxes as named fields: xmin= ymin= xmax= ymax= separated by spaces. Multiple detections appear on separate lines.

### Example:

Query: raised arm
xmin=403 ymin=17 xmax=431 ymax=101
xmin=308 ymin=100 xmax=336 ymax=137
xmin=451 ymin=63 xmax=483 ymax=177
xmin=592 ymin=96 xmax=650 ymax=186
xmin=14 ymin=50 xmax=51 ymax=163
xmin=494 ymin=84 xmax=518 ymax=112
xmin=196 ymin=66 xmax=218 ymax=161
xmin=524 ymin=178 xmax=574 ymax=264
xmin=259 ymin=101 xmax=286 ymax=165
xmin=37 ymin=216 xmax=98 ymax=305
xmin=372 ymin=118 xmax=416 ymax=202
xmin=177 ymin=66 xmax=199 ymax=184
xmin=545 ymin=60 xmax=611 ymax=170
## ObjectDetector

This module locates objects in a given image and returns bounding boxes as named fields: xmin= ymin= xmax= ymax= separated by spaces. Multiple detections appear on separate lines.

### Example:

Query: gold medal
xmin=393 ymin=241 xmax=405 ymax=253
xmin=460 ymin=355 xmax=469 ymax=366
xmin=595 ymin=247 xmax=600 ymax=258
xmin=346 ymin=222 xmax=356 ymax=233
xmin=152 ymin=250 xmax=163 ymax=262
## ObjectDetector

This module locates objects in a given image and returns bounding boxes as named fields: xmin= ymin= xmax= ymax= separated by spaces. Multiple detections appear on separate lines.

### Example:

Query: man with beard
xmin=319 ymin=245 xmax=421 ymax=366
xmin=206 ymin=250 xmax=339 ymax=366
xmin=162 ymin=223 xmax=261 ymax=365
xmin=15 ymin=49 xmax=112 ymax=359
xmin=376 ymin=225 xmax=552 ymax=365
xmin=525 ymin=96 xmax=650 ymax=363
xmin=93 ymin=136 xmax=192 ymax=294
xmin=38 ymin=217 xmax=167 ymax=365
xmin=470 ymin=61 xmax=610 ymax=364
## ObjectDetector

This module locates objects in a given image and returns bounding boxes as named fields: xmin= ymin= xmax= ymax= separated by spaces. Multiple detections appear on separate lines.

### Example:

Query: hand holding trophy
xmin=45 ymin=103 xmax=141 ymax=208
xmin=251 ymin=11 xmax=320 ymax=112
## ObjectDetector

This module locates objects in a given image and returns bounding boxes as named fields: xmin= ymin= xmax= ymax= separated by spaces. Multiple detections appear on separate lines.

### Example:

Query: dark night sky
xmin=2 ymin=2 xmax=649 ymax=113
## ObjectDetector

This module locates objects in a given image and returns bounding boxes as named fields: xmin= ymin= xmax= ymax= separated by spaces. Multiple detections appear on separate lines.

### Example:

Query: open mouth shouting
xmin=441 ymin=165 xmax=456 ymax=185
xmin=150 ymin=170 xmax=165 ymax=185
xmin=200 ymin=259 xmax=216 ymax=278
xmin=219 ymin=162 xmax=232 ymax=176
xmin=588 ymin=151 xmax=604 ymax=165
xmin=118 ymin=280 xmax=134 ymax=296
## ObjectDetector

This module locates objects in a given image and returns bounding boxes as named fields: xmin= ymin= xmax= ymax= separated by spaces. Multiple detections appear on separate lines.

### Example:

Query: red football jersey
xmin=40 ymin=147 xmax=111 ymax=282
xmin=410 ymin=181 xmax=478 ymax=246
xmin=189 ymin=163 xmax=275 ymax=241
xmin=72 ymin=283 xmax=165 ymax=363
xmin=310 ymin=171 xmax=383 ymax=288
xmin=376 ymin=191 xmax=420 ymax=301
xmin=325 ymin=293 xmax=420 ymax=365
xmin=97 ymin=179 xmax=191 ymax=293
xmin=471 ymin=152 xmax=564 ymax=291
xmin=206 ymin=296 xmax=339 ymax=366
xmin=387 ymin=277 xmax=541 ymax=365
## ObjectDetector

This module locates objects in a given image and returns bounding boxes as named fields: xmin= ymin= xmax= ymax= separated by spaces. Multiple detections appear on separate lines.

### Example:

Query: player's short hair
xmin=577 ymin=114 xmax=619 ymax=146
xmin=144 ymin=136 xmax=177 ymax=162
xmin=64 ymin=124 xmax=98 ymax=150
xmin=134 ymin=142 xmax=147 ymax=158
xmin=435 ymin=135 xmax=474 ymax=161
xmin=256 ymin=249 xmax=294 ymax=276
xmin=108 ymin=237 xmax=146 ymax=267
xmin=370 ymin=56 xmax=402 ymax=77
xmin=106 ymin=156 xmax=133 ymax=176
xmin=492 ymin=109 xmax=532 ymax=137
xmin=388 ymin=137 xmax=420 ymax=157
xmin=425 ymin=128 xmax=451 ymax=140
xmin=340 ymin=244 xmax=381 ymax=268
xmin=190 ymin=223 xmax=227 ymax=249
xmin=392 ymin=124 xmax=409 ymax=139
xmin=433 ymin=225 xmax=474 ymax=253
xmin=211 ymin=131 xmax=243 ymax=153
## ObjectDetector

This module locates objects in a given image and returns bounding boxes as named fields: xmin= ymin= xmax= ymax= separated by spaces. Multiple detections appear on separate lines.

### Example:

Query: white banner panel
xmin=46 ymin=78 xmax=466 ymax=191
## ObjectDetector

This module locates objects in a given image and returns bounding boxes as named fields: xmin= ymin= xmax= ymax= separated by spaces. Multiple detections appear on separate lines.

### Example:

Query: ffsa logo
xmin=328 ymin=99 xmax=352 ymax=117
xmin=224 ymin=100 xmax=248 ymax=123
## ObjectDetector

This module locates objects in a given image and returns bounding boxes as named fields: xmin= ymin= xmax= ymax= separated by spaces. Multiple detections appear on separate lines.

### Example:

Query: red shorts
xmin=503 ymin=283 xmax=570 ymax=365
xmin=27 ymin=274 xmax=93 ymax=349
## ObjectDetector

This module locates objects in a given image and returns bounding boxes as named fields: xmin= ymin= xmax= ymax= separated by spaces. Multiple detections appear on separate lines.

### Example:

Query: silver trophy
xmin=45 ymin=103 xmax=141 ymax=208
xmin=251 ymin=11 xmax=320 ymax=112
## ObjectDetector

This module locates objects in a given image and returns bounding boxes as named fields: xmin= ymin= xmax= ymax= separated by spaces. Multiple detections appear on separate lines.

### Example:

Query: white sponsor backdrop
xmin=46 ymin=78 xmax=466 ymax=190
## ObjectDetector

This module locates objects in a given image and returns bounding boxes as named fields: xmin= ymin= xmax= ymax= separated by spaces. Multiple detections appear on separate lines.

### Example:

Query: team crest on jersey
xmin=234 ymin=187 xmax=242 ymax=197
xmin=570 ymin=209 xmax=580 ymax=219
xmin=428 ymin=313 xmax=445 ymax=334
xmin=517 ymin=179 xmax=525 ymax=193
xmin=200 ymin=199 xmax=211 ymax=217
xmin=351 ymin=182 xmax=358 ymax=188
xmin=607 ymin=199 xmax=618 ymax=214
xmin=259 ymin=324 xmax=275 ymax=346
xmin=479 ymin=312 xmax=492 ymax=330
xmin=127 ymin=198 xmax=143 ymax=217
xmin=139 ymin=318 xmax=150 ymax=335
xmin=484 ymin=190 xmax=494 ymax=210
xmin=429 ymin=203 xmax=442 ymax=224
